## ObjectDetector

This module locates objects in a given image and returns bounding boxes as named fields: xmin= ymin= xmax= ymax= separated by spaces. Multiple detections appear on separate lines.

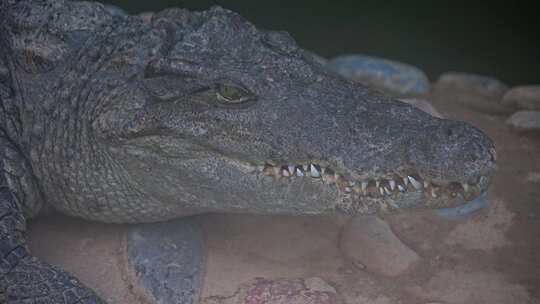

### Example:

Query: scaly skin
xmin=0 ymin=0 xmax=496 ymax=302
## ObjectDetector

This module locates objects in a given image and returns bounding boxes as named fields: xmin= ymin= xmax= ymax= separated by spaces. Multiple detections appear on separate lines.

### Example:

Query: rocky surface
xmin=340 ymin=216 xmax=420 ymax=277
xmin=501 ymin=85 xmax=540 ymax=110
xmin=328 ymin=55 xmax=430 ymax=96
xmin=399 ymin=98 xmax=443 ymax=118
xmin=505 ymin=111 xmax=540 ymax=132
xmin=203 ymin=277 xmax=342 ymax=304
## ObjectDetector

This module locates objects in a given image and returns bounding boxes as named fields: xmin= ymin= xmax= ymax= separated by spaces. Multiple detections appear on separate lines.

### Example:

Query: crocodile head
xmin=1 ymin=2 xmax=496 ymax=221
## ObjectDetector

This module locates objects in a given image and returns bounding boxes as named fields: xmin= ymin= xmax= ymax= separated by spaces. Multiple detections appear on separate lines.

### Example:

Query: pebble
xmin=399 ymin=98 xmax=443 ymax=118
xmin=340 ymin=216 xmax=420 ymax=277
xmin=505 ymin=111 xmax=540 ymax=132
xmin=434 ymin=72 xmax=514 ymax=114
xmin=328 ymin=55 xmax=430 ymax=96
xmin=501 ymin=85 xmax=540 ymax=110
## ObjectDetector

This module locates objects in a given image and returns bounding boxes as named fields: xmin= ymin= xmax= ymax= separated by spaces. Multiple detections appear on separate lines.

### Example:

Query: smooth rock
xmin=434 ymin=72 xmax=512 ymax=114
xmin=399 ymin=98 xmax=443 ymax=118
xmin=340 ymin=216 xmax=420 ymax=277
xmin=126 ymin=218 xmax=205 ymax=304
xmin=501 ymin=85 xmax=540 ymax=110
xmin=328 ymin=55 xmax=430 ymax=96
xmin=505 ymin=111 xmax=540 ymax=132
xmin=203 ymin=277 xmax=342 ymax=304
xmin=435 ymin=72 xmax=508 ymax=99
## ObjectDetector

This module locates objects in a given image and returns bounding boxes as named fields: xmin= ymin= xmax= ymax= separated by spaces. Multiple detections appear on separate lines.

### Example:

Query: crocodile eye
xmin=216 ymin=84 xmax=251 ymax=104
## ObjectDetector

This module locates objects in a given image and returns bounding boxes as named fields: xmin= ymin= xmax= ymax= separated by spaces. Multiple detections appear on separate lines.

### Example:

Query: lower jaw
xmin=254 ymin=162 xmax=489 ymax=213
xmin=334 ymin=187 xmax=484 ymax=215
xmin=435 ymin=192 xmax=488 ymax=218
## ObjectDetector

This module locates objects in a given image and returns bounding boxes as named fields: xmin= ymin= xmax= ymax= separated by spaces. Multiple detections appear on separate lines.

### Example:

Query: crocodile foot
xmin=0 ymin=187 xmax=104 ymax=303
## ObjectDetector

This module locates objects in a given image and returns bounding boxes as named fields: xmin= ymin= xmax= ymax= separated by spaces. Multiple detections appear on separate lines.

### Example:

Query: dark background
xmin=102 ymin=0 xmax=539 ymax=86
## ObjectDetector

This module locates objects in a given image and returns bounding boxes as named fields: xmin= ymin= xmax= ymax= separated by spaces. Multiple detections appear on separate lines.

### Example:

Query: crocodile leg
xmin=0 ymin=143 xmax=105 ymax=304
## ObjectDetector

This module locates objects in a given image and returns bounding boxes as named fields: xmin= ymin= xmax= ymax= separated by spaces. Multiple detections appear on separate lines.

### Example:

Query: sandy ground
xmin=27 ymin=90 xmax=540 ymax=304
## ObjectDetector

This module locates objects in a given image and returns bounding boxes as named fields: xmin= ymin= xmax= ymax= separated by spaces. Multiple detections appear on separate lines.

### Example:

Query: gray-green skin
xmin=0 ymin=0 xmax=496 ymax=303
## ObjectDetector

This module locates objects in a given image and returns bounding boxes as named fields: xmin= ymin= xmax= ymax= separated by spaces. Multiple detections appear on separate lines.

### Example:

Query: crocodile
xmin=0 ymin=0 xmax=496 ymax=303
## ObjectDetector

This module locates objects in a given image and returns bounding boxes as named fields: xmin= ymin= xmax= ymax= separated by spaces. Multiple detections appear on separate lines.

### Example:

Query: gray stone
xmin=399 ymin=98 xmax=443 ymax=118
xmin=501 ymin=85 xmax=540 ymax=110
xmin=340 ymin=216 xmax=420 ymax=277
xmin=127 ymin=218 xmax=205 ymax=304
xmin=435 ymin=72 xmax=508 ymax=99
xmin=505 ymin=111 xmax=540 ymax=132
xmin=328 ymin=55 xmax=430 ymax=96
xmin=434 ymin=72 xmax=512 ymax=114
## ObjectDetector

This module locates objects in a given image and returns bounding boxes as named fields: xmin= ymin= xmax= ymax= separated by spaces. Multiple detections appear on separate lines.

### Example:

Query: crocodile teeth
xmin=408 ymin=175 xmax=422 ymax=189
xmin=361 ymin=181 xmax=368 ymax=192
xmin=294 ymin=166 xmax=304 ymax=177
xmin=389 ymin=180 xmax=396 ymax=191
xmin=288 ymin=165 xmax=295 ymax=174
xmin=309 ymin=164 xmax=321 ymax=178
xmin=257 ymin=163 xmax=484 ymax=201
